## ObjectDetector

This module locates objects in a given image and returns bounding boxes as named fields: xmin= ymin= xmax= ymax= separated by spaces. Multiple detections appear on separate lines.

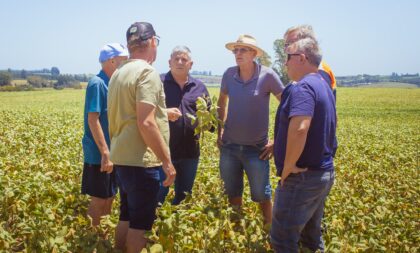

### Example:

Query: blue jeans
xmin=158 ymin=158 xmax=199 ymax=205
xmin=270 ymin=170 xmax=334 ymax=253
xmin=219 ymin=142 xmax=271 ymax=202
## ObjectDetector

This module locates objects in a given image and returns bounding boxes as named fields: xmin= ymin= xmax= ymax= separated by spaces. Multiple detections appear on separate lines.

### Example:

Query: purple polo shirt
xmin=162 ymin=72 xmax=210 ymax=160
xmin=273 ymin=73 xmax=337 ymax=175
xmin=221 ymin=64 xmax=284 ymax=145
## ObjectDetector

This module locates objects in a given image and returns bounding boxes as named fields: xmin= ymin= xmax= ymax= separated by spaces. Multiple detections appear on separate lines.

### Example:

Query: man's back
xmin=108 ymin=59 xmax=169 ymax=168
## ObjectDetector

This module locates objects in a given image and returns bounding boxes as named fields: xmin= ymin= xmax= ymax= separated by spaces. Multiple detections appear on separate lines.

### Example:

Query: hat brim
xmin=225 ymin=42 xmax=264 ymax=57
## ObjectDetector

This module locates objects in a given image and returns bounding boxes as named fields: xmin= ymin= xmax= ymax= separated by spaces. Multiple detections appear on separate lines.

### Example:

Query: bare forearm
xmin=217 ymin=107 xmax=226 ymax=135
xmin=284 ymin=128 xmax=307 ymax=168
xmin=88 ymin=117 xmax=109 ymax=155
xmin=284 ymin=117 xmax=311 ymax=168
xmin=217 ymin=93 xmax=228 ymax=136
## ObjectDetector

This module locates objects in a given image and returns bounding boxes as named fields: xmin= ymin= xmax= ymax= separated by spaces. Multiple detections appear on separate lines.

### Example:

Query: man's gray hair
xmin=284 ymin=25 xmax=316 ymax=41
xmin=293 ymin=38 xmax=322 ymax=67
xmin=171 ymin=45 xmax=192 ymax=59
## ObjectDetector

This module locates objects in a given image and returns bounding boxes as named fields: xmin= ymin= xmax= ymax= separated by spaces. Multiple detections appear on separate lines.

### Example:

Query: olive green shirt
xmin=108 ymin=59 xmax=169 ymax=167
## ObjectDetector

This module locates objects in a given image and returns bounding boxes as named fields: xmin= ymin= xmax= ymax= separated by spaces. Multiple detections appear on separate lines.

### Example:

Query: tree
xmin=51 ymin=67 xmax=60 ymax=77
xmin=256 ymin=51 xmax=272 ymax=67
xmin=54 ymin=74 xmax=79 ymax=89
xmin=20 ymin=69 xmax=28 ymax=79
xmin=0 ymin=72 xmax=12 ymax=86
xmin=273 ymin=39 xmax=290 ymax=85
xmin=27 ymin=75 xmax=50 ymax=88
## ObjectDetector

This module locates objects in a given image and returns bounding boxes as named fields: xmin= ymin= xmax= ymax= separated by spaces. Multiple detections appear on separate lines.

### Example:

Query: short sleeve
xmin=289 ymin=82 xmax=315 ymax=118
xmin=220 ymin=70 xmax=229 ymax=94
xmin=86 ymin=80 xmax=104 ymax=113
xmin=267 ymin=70 xmax=284 ymax=95
xmin=136 ymin=69 xmax=162 ymax=106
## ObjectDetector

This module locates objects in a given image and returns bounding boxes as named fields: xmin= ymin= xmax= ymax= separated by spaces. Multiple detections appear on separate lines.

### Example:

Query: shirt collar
xmin=166 ymin=71 xmax=196 ymax=88
xmin=233 ymin=62 xmax=261 ymax=84
xmin=98 ymin=70 xmax=110 ymax=85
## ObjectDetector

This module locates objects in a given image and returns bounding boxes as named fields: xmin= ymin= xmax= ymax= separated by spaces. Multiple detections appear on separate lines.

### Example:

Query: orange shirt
xmin=319 ymin=61 xmax=336 ymax=90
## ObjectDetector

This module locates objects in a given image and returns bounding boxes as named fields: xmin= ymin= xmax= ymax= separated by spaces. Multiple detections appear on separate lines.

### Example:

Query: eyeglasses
xmin=284 ymin=40 xmax=297 ymax=49
xmin=232 ymin=47 xmax=252 ymax=54
xmin=154 ymin=36 xmax=160 ymax=46
xmin=286 ymin=53 xmax=301 ymax=62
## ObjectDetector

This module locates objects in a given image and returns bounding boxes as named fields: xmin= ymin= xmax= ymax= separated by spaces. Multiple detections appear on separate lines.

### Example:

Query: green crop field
xmin=0 ymin=87 xmax=419 ymax=252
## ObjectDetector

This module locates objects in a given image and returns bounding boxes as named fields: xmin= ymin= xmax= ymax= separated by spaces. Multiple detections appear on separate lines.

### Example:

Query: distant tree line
xmin=336 ymin=73 xmax=420 ymax=87
xmin=191 ymin=70 xmax=213 ymax=76
xmin=2 ymin=62 xmax=419 ymax=91
xmin=0 ymin=67 xmax=95 ymax=91
xmin=5 ymin=67 xmax=60 ymax=80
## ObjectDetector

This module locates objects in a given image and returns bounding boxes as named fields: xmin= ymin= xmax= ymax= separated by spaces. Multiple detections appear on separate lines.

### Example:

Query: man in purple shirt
xmin=158 ymin=45 xmax=211 ymax=205
xmin=270 ymin=37 xmax=337 ymax=252
xmin=217 ymin=35 xmax=284 ymax=226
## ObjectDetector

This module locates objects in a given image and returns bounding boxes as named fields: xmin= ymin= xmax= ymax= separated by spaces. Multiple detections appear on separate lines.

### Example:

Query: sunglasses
xmin=286 ymin=53 xmax=302 ymax=61
xmin=232 ymin=47 xmax=252 ymax=54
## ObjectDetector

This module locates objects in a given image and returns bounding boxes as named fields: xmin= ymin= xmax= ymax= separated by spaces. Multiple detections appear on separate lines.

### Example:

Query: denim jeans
xmin=158 ymin=158 xmax=199 ymax=205
xmin=219 ymin=142 xmax=271 ymax=202
xmin=270 ymin=170 xmax=334 ymax=253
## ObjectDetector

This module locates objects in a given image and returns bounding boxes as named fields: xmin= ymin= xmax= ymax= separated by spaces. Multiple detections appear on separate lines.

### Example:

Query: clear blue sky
xmin=1 ymin=0 xmax=419 ymax=76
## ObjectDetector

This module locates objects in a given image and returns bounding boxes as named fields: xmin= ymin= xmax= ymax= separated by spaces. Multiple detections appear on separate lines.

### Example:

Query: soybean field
xmin=0 ymin=87 xmax=419 ymax=252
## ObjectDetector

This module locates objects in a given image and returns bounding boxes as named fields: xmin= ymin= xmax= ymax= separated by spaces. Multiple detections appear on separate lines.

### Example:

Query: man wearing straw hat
xmin=217 ymin=34 xmax=284 ymax=226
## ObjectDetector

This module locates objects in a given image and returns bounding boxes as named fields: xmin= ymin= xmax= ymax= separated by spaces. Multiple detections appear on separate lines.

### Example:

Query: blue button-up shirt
xmin=162 ymin=72 xmax=211 ymax=160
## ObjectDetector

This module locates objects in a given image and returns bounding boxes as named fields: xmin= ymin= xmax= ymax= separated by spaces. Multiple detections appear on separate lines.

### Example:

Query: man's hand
xmin=167 ymin=108 xmax=182 ymax=122
xmin=162 ymin=161 xmax=176 ymax=187
xmin=101 ymin=151 xmax=113 ymax=174
xmin=217 ymin=136 xmax=223 ymax=149
xmin=280 ymin=165 xmax=307 ymax=186
xmin=259 ymin=140 xmax=274 ymax=160
xmin=217 ymin=129 xmax=224 ymax=149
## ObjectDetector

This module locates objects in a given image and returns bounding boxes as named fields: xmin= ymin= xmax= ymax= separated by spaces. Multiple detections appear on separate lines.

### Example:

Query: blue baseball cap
xmin=99 ymin=43 xmax=128 ymax=63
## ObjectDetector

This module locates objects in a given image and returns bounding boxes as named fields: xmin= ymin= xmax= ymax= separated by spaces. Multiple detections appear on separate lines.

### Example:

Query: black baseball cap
xmin=126 ymin=22 xmax=157 ymax=45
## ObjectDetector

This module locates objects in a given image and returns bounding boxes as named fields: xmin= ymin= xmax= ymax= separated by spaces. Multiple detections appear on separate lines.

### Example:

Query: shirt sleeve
xmin=289 ymin=82 xmax=315 ymax=118
xmin=267 ymin=70 xmax=285 ymax=95
xmin=86 ymin=80 xmax=104 ymax=114
xmin=136 ymin=68 xmax=162 ymax=106
xmin=220 ymin=70 xmax=229 ymax=94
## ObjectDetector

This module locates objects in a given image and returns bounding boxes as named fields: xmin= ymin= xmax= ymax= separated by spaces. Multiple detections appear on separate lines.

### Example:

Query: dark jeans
xmin=158 ymin=158 xmax=199 ymax=205
xmin=270 ymin=170 xmax=334 ymax=253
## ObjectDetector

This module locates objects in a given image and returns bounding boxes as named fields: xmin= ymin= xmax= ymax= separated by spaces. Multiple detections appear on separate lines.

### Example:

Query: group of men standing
xmin=81 ymin=20 xmax=337 ymax=253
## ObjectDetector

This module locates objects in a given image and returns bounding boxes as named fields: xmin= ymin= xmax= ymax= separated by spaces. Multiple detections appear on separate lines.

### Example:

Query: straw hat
xmin=225 ymin=34 xmax=264 ymax=57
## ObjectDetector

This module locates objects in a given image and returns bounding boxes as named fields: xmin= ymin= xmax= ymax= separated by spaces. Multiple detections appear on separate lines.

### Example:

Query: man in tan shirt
xmin=108 ymin=21 xmax=176 ymax=253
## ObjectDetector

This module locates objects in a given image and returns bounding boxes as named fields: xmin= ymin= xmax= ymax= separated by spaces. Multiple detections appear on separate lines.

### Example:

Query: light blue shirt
xmin=82 ymin=70 xmax=110 ymax=164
